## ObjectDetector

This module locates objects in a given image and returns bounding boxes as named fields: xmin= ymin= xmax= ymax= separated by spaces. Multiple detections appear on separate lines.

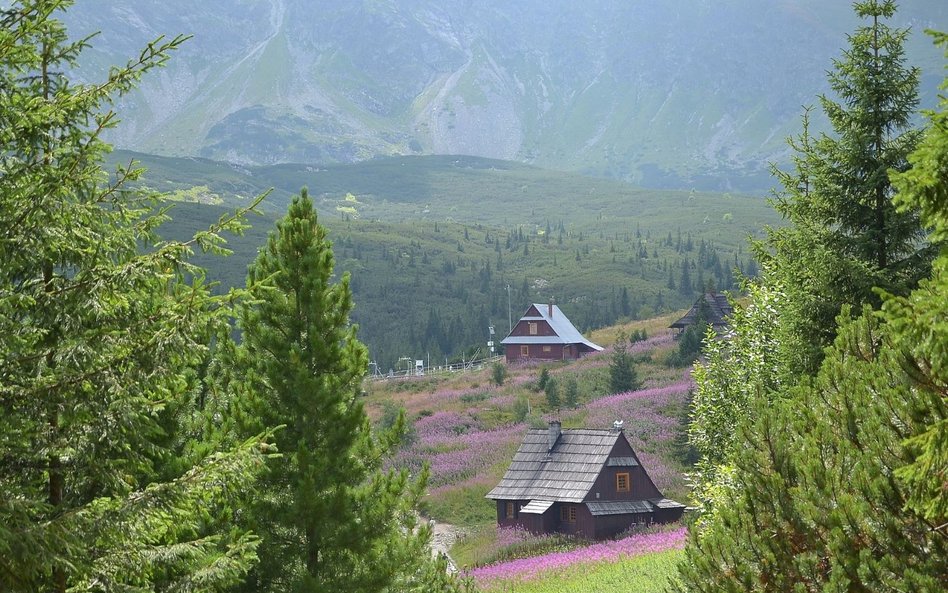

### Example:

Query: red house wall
xmin=504 ymin=343 xmax=567 ymax=362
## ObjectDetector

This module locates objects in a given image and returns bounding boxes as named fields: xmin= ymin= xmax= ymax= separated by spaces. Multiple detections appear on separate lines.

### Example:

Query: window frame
xmin=505 ymin=501 xmax=515 ymax=519
xmin=616 ymin=472 xmax=631 ymax=493
xmin=520 ymin=345 xmax=530 ymax=357
xmin=529 ymin=322 xmax=538 ymax=335
xmin=560 ymin=504 xmax=577 ymax=523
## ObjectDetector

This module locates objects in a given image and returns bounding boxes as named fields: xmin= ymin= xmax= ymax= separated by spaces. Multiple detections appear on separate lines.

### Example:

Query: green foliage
xmin=764 ymin=0 xmax=931 ymax=375
xmin=887 ymin=30 xmax=948 ymax=528
xmin=680 ymin=22 xmax=948 ymax=591
xmin=512 ymin=395 xmax=531 ymax=423
xmin=0 ymin=3 xmax=268 ymax=591
xmin=422 ymin=483 xmax=497 ymax=528
xmin=537 ymin=367 xmax=551 ymax=391
xmin=234 ymin=189 xmax=460 ymax=592
xmin=608 ymin=338 xmax=640 ymax=394
xmin=687 ymin=280 xmax=788 ymax=520
xmin=629 ymin=328 xmax=648 ymax=344
xmin=680 ymin=309 xmax=948 ymax=591
xmin=544 ymin=376 xmax=561 ymax=410
xmin=491 ymin=362 xmax=508 ymax=387
xmin=563 ymin=376 xmax=580 ymax=409
xmin=666 ymin=297 xmax=712 ymax=367
xmin=380 ymin=400 xmax=418 ymax=447
xmin=136 ymin=149 xmax=772 ymax=369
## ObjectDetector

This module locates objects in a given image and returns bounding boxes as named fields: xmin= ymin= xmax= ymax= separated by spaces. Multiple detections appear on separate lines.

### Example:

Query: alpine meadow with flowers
xmin=365 ymin=313 xmax=696 ymax=592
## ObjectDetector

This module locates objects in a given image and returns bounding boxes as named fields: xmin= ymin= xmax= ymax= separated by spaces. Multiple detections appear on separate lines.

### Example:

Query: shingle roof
xmin=649 ymin=498 xmax=687 ymax=510
xmin=586 ymin=500 xmax=654 ymax=516
xmin=520 ymin=500 xmax=555 ymax=514
xmin=670 ymin=292 xmax=733 ymax=329
xmin=501 ymin=304 xmax=603 ymax=351
xmin=486 ymin=428 xmax=627 ymax=503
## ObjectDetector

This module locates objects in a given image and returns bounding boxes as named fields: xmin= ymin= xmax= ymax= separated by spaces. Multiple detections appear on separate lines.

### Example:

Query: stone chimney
xmin=548 ymin=420 xmax=561 ymax=452
xmin=548 ymin=297 xmax=555 ymax=318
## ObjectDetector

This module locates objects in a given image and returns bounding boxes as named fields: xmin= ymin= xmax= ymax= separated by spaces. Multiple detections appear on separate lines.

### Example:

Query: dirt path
xmin=428 ymin=519 xmax=461 ymax=574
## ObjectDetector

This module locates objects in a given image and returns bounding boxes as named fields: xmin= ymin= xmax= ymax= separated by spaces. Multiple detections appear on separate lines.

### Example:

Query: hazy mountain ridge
xmin=66 ymin=0 xmax=947 ymax=190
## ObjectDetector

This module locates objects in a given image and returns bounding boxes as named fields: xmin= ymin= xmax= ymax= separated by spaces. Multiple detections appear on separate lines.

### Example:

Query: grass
xmin=421 ymin=481 xmax=498 ymax=528
xmin=475 ymin=548 xmax=683 ymax=593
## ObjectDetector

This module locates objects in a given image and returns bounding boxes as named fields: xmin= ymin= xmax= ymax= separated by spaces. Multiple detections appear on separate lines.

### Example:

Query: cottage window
xmin=560 ymin=505 xmax=577 ymax=523
xmin=520 ymin=345 xmax=529 ymax=357
xmin=542 ymin=345 xmax=551 ymax=353
xmin=529 ymin=322 xmax=538 ymax=335
xmin=616 ymin=472 xmax=630 ymax=493
xmin=505 ymin=502 xmax=515 ymax=519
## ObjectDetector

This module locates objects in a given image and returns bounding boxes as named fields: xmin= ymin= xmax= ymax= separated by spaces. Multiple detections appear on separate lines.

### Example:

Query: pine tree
xmin=0 ymin=3 xmax=267 ymax=591
xmin=235 ymin=189 xmax=460 ymax=592
xmin=887 ymin=30 xmax=948 ymax=530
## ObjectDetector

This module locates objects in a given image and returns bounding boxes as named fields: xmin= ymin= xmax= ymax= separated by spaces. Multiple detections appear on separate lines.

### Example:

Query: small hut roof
xmin=670 ymin=292 xmax=733 ymax=329
xmin=486 ymin=428 xmax=631 ymax=503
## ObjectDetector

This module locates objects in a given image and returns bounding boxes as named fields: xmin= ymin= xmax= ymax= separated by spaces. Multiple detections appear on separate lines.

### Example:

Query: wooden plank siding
xmin=504 ymin=343 xmax=571 ymax=361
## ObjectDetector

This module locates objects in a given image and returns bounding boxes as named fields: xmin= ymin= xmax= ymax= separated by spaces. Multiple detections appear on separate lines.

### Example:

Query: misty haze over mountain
xmin=65 ymin=0 xmax=946 ymax=191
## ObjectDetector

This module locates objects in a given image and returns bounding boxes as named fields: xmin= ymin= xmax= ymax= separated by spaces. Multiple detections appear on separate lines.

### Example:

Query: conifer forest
xmin=1 ymin=1 xmax=945 ymax=592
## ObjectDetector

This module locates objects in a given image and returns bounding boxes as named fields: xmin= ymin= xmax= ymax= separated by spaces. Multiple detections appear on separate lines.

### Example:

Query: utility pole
xmin=505 ymin=283 xmax=512 ymax=334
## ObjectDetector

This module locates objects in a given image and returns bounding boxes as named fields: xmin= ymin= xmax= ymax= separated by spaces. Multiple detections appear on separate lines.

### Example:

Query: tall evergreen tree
xmin=766 ymin=0 xmax=930 ymax=374
xmin=679 ymin=29 xmax=948 ymax=592
xmin=235 ymin=189 xmax=461 ymax=593
xmin=0 ymin=2 xmax=267 ymax=591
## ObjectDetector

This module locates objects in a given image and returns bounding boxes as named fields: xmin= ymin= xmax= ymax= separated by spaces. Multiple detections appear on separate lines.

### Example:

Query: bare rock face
xmin=65 ymin=0 xmax=947 ymax=191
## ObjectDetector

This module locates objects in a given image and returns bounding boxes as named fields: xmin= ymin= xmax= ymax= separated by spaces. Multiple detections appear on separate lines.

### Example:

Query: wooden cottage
xmin=486 ymin=422 xmax=685 ymax=539
xmin=670 ymin=292 xmax=733 ymax=333
xmin=501 ymin=303 xmax=602 ymax=363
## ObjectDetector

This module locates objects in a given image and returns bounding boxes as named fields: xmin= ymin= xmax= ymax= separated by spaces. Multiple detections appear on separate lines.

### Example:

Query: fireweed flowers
xmin=466 ymin=527 xmax=687 ymax=586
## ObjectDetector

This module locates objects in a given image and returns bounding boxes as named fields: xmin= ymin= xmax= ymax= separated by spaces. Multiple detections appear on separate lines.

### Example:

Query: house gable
xmin=487 ymin=425 xmax=684 ymax=538
xmin=501 ymin=303 xmax=602 ymax=362
xmin=584 ymin=434 xmax=662 ymax=502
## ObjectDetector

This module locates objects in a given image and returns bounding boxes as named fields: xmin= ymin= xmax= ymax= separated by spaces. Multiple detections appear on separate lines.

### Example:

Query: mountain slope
xmin=131 ymin=151 xmax=780 ymax=367
xmin=66 ymin=0 xmax=947 ymax=191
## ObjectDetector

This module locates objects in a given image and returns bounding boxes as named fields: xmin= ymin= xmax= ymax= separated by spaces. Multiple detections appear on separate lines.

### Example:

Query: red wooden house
xmin=486 ymin=422 xmax=685 ymax=539
xmin=501 ymin=303 xmax=602 ymax=363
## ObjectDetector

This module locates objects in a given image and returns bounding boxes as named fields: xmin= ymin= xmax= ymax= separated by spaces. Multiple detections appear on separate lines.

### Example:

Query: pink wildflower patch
xmin=466 ymin=527 xmax=687 ymax=586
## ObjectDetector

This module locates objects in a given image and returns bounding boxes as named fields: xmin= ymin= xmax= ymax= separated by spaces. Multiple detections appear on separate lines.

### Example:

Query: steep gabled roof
xmin=485 ymin=428 xmax=637 ymax=503
xmin=501 ymin=304 xmax=603 ymax=351
xmin=670 ymin=292 xmax=733 ymax=329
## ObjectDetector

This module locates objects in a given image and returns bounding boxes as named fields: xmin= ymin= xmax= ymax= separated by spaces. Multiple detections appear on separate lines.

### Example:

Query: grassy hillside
xmin=139 ymin=152 xmax=778 ymax=368
xmin=362 ymin=315 xmax=693 ymax=591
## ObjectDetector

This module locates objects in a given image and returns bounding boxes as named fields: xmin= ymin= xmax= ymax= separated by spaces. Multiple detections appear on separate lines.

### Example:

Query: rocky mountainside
xmin=65 ymin=0 xmax=946 ymax=190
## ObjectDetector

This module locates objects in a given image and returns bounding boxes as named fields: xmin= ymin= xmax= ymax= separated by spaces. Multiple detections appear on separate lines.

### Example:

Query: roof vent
xmin=612 ymin=420 xmax=624 ymax=432
xmin=548 ymin=420 xmax=561 ymax=452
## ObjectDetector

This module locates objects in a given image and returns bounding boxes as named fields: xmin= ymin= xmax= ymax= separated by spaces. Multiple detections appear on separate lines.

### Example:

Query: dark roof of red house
xmin=670 ymin=292 xmax=733 ymax=329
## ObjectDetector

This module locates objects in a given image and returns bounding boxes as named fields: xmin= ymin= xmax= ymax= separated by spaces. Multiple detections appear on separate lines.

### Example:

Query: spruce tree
xmin=609 ymin=338 xmax=639 ymax=394
xmin=767 ymin=0 xmax=930 ymax=374
xmin=235 ymin=189 xmax=461 ymax=593
xmin=0 ymin=2 xmax=267 ymax=591
xmin=679 ymin=29 xmax=948 ymax=591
